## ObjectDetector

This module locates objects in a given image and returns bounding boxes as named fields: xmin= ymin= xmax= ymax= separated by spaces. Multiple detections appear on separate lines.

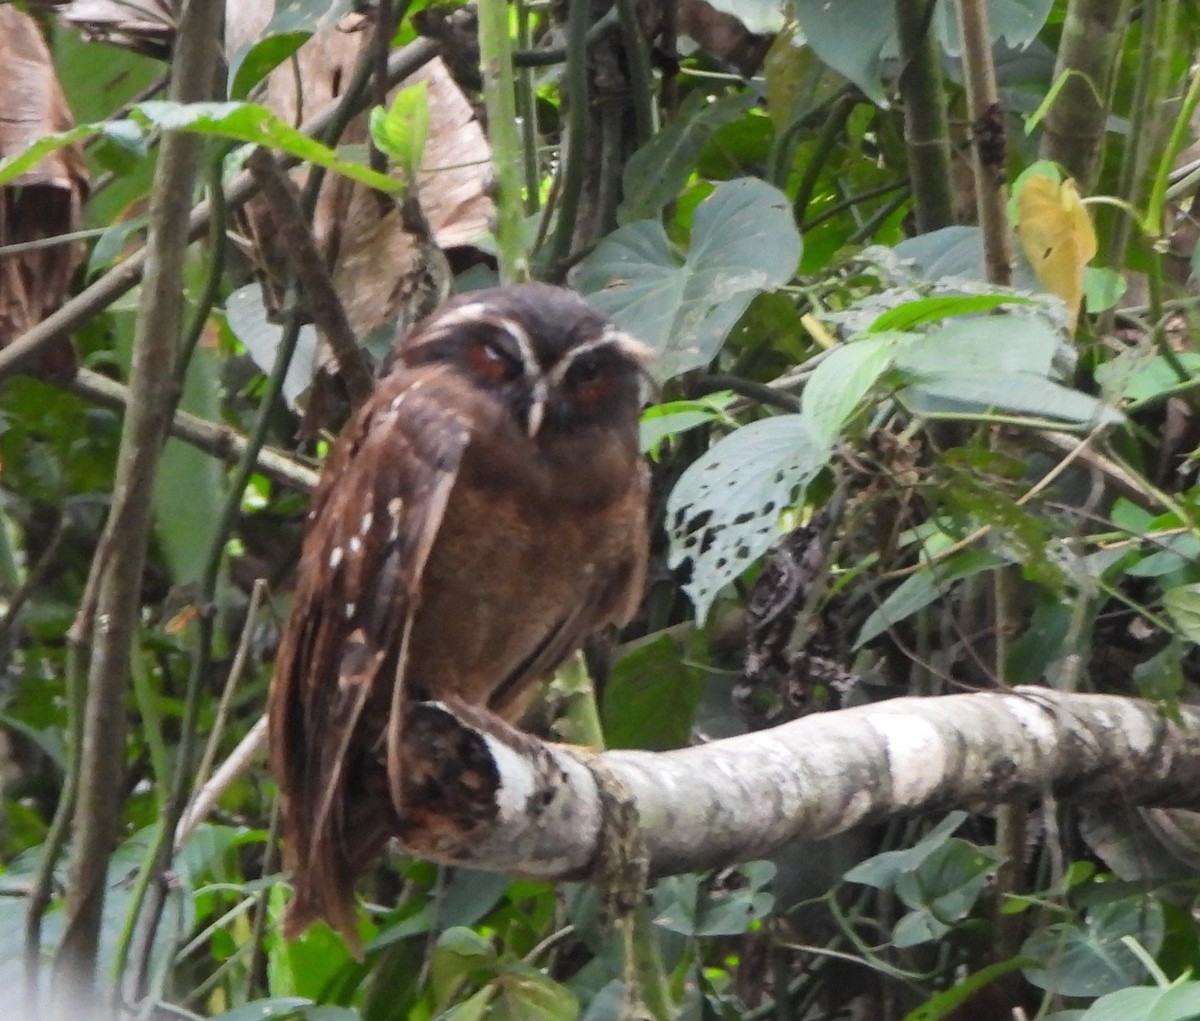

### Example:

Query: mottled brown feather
xmin=268 ymin=285 xmax=649 ymax=946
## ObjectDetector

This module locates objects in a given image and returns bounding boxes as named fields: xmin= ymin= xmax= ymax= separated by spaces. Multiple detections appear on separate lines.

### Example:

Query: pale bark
xmin=394 ymin=689 xmax=1200 ymax=879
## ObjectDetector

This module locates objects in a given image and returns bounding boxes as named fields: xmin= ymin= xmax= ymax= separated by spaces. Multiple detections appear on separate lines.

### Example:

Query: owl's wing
xmin=268 ymin=370 xmax=469 ymax=944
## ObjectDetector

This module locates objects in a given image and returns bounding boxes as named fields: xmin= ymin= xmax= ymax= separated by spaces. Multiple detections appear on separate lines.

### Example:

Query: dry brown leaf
xmin=0 ymin=7 xmax=89 ymax=379
xmin=228 ymin=1 xmax=493 ymax=415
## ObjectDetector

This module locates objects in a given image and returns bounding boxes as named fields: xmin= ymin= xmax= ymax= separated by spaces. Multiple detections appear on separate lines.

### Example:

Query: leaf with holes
xmin=666 ymin=414 xmax=828 ymax=622
xmin=574 ymin=177 xmax=801 ymax=381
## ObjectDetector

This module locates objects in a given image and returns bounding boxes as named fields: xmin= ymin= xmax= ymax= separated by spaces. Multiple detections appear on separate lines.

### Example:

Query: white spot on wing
xmin=344 ymin=602 xmax=356 ymax=619
xmin=360 ymin=511 xmax=374 ymax=534
xmin=329 ymin=547 xmax=344 ymax=568
xmin=349 ymin=536 xmax=362 ymax=553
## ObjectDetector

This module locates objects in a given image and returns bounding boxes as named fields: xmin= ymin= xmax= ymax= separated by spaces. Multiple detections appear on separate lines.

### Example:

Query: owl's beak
xmin=526 ymin=377 xmax=548 ymax=438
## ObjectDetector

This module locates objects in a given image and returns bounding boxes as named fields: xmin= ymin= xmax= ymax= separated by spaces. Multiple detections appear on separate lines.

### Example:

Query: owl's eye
xmin=567 ymin=355 xmax=614 ymax=410
xmin=465 ymin=334 xmax=522 ymax=384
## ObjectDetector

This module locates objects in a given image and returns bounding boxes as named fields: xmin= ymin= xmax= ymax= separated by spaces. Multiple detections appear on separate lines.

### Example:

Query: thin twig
xmin=181 ymin=579 xmax=271 ymax=835
xmin=175 ymin=717 xmax=268 ymax=849
xmin=64 ymin=368 xmax=318 ymax=493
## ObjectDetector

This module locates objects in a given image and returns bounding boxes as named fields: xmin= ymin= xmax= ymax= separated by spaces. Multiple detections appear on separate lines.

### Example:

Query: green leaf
xmin=0 ymin=101 xmax=402 ymax=195
xmin=209 ymin=996 xmax=313 ymax=1021
xmin=438 ymin=986 xmax=496 ymax=1021
xmin=896 ymin=316 xmax=1060 ymax=377
xmin=1084 ymin=267 xmax=1127 ymax=313
xmin=935 ymin=0 xmax=1054 ymax=57
xmin=369 ymin=81 xmax=431 ymax=178
xmin=618 ymin=92 xmax=755 ymax=224
xmin=576 ymin=178 xmax=802 ymax=381
xmin=1164 ymin=583 xmax=1200 ymax=642
xmin=228 ymin=0 xmax=355 ymax=100
xmin=1080 ymin=981 xmax=1200 ymax=1021
xmin=702 ymin=0 xmax=784 ymax=34
xmin=868 ymin=294 xmax=1033 ymax=333
xmin=602 ymin=632 xmax=705 ymax=750
xmin=432 ymin=927 xmax=497 ymax=1011
xmin=1113 ymin=353 xmax=1200 ymax=403
xmin=792 ymin=0 xmax=894 ymax=105
xmin=801 ymin=333 xmax=902 ymax=451
xmin=229 ymin=32 xmax=310 ymax=101
xmin=491 ymin=963 xmax=579 ymax=1021
xmin=844 ymin=813 xmax=969 ymax=888
xmin=666 ymin=413 xmax=828 ymax=622
xmin=856 ymin=549 xmax=1002 ymax=647
xmin=1022 ymin=897 xmax=1163 ymax=998
xmin=892 ymin=839 xmax=1001 ymax=947
xmin=639 ymin=393 xmax=735 ymax=456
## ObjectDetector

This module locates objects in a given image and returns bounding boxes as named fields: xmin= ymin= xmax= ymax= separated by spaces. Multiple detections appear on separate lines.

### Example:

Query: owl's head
xmin=398 ymin=283 xmax=653 ymax=440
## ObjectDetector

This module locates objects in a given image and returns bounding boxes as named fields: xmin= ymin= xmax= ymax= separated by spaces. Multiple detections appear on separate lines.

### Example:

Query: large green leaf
xmin=893 ymin=316 xmax=1122 ymax=426
xmin=666 ymin=413 xmax=827 ymax=622
xmin=935 ymin=0 xmax=1055 ymax=57
xmin=602 ymin=631 xmax=705 ymax=750
xmin=618 ymin=92 xmax=754 ymax=224
xmin=800 ymin=333 xmax=902 ymax=452
xmin=792 ymin=0 xmax=894 ymax=104
xmin=575 ymin=178 xmax=801 ymax=381
xmin=1022 ymin=897 xmax=1163 ymax=998
xmin=792 ymin=0 xmax=1053 ymax=104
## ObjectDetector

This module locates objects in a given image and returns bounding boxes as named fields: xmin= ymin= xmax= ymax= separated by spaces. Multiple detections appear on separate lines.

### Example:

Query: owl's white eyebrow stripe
xmin=547 ymin=328 xmax=655 ymax=385
xmin=428 ymin=305 xmax=539 ymax=378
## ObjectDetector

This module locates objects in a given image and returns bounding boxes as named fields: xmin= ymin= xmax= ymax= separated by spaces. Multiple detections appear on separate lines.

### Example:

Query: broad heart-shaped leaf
xmin=667 ymin=413 xmax=828 ymax=622
xmin=575 ymin=178 xmax=801 ymax=382
xmin=892 ymin=316 xmax=1123 ymax=426
xmin=891 ymin=838 xmax=1001 ymax=948
xmin=1022 ymin=896 xmax=1163 ymax=998
xmin=844 ymin=812 xmax=968 ymax=889
xmin=703 ymin=0 xmax=785 ymax=34
xmin=792 ymin=0 xmax=894 ymax=105
xmin=935 ymin=0 xmax=1054 ymax=57
xmin=793 ymin=0 xmax=1052 ymax=105
xmin=618 ymin=92 xmax=755 ymax=224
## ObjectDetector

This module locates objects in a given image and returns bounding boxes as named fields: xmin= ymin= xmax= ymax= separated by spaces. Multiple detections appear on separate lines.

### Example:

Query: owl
xmin=268 ymin=283 xmax=651 ymax=941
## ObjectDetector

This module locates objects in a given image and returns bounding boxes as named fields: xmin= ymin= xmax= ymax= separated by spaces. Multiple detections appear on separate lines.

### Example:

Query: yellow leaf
xmin=1015 ymin=174 xmax=1096 ymax=331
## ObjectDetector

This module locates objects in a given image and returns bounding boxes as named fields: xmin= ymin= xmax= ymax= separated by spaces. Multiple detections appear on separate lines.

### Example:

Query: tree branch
xmin=50 ymin=0 xmax=223 ymax=997
xmin=65 ymin=367 xmax=319 ymax=493
xmin=186 ymin=689 xmax=1200 ymax=888
xmin=393 ymin=689 xmax=1200 ymax=880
